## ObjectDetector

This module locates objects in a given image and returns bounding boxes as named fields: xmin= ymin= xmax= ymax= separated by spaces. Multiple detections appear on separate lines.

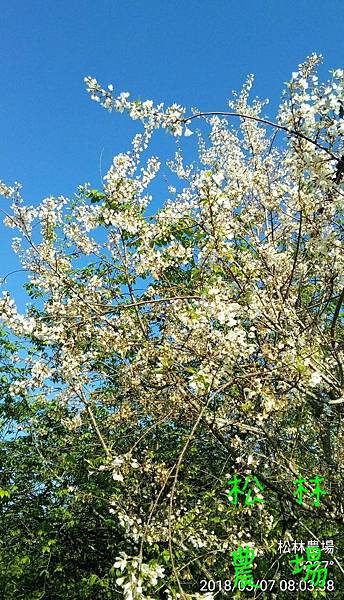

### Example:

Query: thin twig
xmin=180 ymin=111 xmax=339 ymax=162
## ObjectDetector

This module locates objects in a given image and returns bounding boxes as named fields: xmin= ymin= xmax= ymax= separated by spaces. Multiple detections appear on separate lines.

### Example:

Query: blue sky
xmin=1 ymin=0 xmax=343 ymax=305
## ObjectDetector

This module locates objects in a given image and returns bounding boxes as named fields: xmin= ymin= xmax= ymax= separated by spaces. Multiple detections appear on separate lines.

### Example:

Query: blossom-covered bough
xmin=0 ymin=53 xmax=343 ymax=598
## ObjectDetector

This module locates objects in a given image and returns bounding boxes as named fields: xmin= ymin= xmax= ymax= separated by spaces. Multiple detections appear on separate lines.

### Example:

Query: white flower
xmin=113 ymin=553 xmax=127 ymax=572
xmin=212 ymin=172 xmax=224 ymax=185
xmin=309 ymin=371 xmax=322 ymax=387
xmin=111 ymin=456 xmax=124 ymax=467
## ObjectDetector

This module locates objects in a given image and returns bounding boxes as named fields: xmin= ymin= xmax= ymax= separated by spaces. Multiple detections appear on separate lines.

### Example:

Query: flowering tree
xmin=0 ymin=54 xmax=343 ymax=598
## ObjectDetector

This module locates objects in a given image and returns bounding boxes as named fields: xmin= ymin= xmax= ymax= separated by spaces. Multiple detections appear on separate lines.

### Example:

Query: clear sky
xmin=1 ymin=0 xmax=343 ymax=305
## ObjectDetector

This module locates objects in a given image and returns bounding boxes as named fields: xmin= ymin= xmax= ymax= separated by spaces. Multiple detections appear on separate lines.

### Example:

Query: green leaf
xmin=0 ymin=488 xmax=11 ymax=499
